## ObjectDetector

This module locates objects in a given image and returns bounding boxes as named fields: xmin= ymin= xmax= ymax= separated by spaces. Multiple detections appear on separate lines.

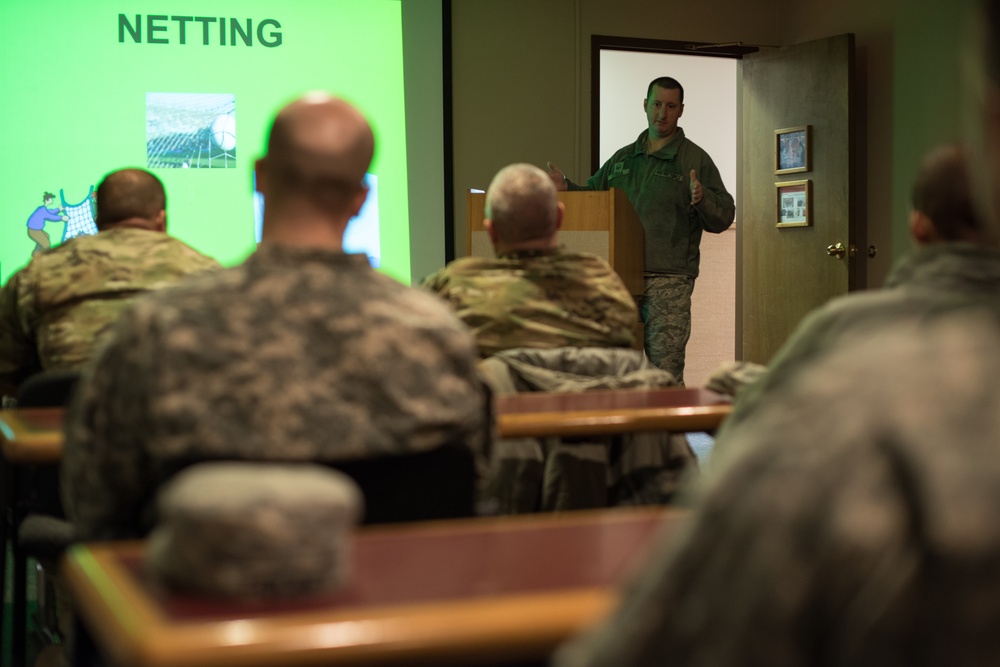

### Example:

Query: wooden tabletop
xmin=0 ymin=407 xmax=63 ymax=463
xmin=0 ymin=388 xmax=730 ymax=464
xmin=495 ymin=387 xmax=731 ymax=438
xmin=64 ymin=507 xmax=684 ymax=667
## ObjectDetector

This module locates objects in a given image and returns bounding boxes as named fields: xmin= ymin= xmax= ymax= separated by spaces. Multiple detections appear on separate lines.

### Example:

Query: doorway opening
xmin=594 ymin=37 xmax=752 ymax=387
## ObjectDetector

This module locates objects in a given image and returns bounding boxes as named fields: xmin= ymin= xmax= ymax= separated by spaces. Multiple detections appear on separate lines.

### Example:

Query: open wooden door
xmin=740 ymin=34 xmax=859 ymax=364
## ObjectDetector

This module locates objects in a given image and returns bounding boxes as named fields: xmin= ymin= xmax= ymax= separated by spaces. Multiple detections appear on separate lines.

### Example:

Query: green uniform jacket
xmin=569 ymin=128 xmax=735 ymax=277
xmin=0 ymin=228 xmax=219 ymax=388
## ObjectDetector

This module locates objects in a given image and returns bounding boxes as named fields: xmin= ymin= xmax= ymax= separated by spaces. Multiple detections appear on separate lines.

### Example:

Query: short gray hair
xmin=484 ymin=163 xmax=559 ymax=245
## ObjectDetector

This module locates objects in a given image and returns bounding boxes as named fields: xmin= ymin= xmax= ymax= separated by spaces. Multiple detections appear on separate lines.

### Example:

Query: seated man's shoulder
xmin=421 ymin=256 xmax=525 ymax=296
xmin=551 ymin=249 xmax=619 ymax=273
xmin=98 ymin=229 xmax=219 ymax=268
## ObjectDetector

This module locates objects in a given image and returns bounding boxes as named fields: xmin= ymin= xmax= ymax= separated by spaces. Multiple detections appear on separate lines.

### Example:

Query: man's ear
xmin=254 ymin=157 xmax=268 ymax=194
xmin=909 ymin=210 xmax=937 ymax=246
xmin=678 ymin=103 xmax=685 ymax=119
xmin=555 ymin=201 xmax=564 ymax=231
xmin=484 ymin=218 xmax=499 ymax=246
xmin=349 ymin=186 xmax=369 ymax=219
xmin=155 ymin=209 xmax=167 ymax=233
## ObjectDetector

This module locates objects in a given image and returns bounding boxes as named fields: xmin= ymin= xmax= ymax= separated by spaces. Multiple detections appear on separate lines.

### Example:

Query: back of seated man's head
xmin=485 ymin=163 xmax=561 ymax=250
xmin=95 ymin=168 xmax=166 ymax=233
xmin=259 ymin=93 xmax=374 ymax=217
xmin=910 ymin=144 xmax=987 ymax=244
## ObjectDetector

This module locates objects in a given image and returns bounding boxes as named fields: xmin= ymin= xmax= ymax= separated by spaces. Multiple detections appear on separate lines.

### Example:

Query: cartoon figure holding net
xmin=22 ymin=187 xmax=98 ymax=260
xmin=25 ymin=192 xmax=68 ymax=256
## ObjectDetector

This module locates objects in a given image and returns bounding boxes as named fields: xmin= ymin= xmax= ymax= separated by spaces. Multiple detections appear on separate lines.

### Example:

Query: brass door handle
xmin=827 ymin=242 xmax=846 ymax=259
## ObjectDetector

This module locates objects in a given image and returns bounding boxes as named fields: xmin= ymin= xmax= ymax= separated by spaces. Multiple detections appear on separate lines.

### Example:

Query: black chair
xmin=329 ymin=444 xmax=478 ymax=525
xmin=14 ymin=369 xmax=82 ymax=409
xmin=3 ymin=370 xmax=80 ymax=667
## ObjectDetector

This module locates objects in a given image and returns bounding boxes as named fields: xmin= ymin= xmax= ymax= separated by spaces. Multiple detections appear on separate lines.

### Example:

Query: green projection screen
xmin=0 ymin=0 xmax=411 ymax=284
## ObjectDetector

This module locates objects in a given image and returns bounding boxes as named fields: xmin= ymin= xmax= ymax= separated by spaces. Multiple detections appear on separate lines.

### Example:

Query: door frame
xmin=591 ymin=36 xmax=756 ymax=368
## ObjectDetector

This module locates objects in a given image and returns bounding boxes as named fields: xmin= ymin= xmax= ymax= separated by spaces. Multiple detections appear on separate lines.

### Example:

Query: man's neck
xmin=100 ymin=217 xmax=160 ymax=233
xmin=493 ymin=236 xmax=559 ymax=256
xmin=646 ymin=129 xmax=677 ymax=154
xmin=260 ymin=211 xmax=349 ymax=251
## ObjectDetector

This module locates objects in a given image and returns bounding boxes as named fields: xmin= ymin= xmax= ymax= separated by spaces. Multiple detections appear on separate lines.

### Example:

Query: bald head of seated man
xmin=908 ymin=143 xmax=989 ymax=246
xmin=62 ymin=93 xmax=488 ymax=541
xmin=0 ymin=167 xmax=219 ymax=397
xmin=95 ymin=168 xmax=167 ymax=232
xmin=255 ymin=93 xmax=374 ymax=249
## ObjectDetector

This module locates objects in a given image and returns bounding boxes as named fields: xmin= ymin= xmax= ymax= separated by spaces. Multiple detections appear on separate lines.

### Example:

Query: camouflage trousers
xmin=640 ymin=274 xmax=695 ymax=385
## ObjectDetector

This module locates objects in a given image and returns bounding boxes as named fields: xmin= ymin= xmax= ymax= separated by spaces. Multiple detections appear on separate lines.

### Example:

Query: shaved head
xmin=485 ymin=163 xmax=560 ymax=246
xmin=95 ymin=168 xmax=165 ymax=231
xmin=262 ymin=93 xmax=374 ymax=212
xmin=912 ymin=144 xmax=983 ymax=241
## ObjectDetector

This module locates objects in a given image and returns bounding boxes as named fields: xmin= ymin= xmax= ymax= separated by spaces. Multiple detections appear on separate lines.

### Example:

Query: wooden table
xmin=64 ymin=507 xmax=684 ymax=667
xmin=0 ymin=388 xmax=731 ymax=461
xmin=495 ymin=387 xmax=731 ymax=438
xmin=0 ymin=407 xmax=63 ymax=464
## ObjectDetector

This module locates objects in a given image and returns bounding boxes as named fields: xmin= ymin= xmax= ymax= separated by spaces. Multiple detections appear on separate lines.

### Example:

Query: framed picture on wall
xmin=776 ymin=180 xmax=811 ymax=227
xmin=775 ymin=125 xmax=811 ymax=174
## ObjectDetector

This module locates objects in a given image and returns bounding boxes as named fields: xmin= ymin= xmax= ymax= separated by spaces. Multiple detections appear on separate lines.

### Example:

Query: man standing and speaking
xmin=547 ymin=77 xmax=735 ymax=384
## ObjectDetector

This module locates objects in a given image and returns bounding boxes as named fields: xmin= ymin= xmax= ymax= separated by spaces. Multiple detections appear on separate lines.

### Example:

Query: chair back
xmin=152 ymin=443 xmax=479 ymax=532
xmin=15 ymin=369 xmax=82 ymax=407
xmin=329 ymin=445 xmax=477 ymax=524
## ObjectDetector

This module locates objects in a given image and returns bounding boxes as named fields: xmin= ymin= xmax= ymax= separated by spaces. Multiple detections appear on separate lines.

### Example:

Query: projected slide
xmin=0 ymin=1 xmax=410 ymax=285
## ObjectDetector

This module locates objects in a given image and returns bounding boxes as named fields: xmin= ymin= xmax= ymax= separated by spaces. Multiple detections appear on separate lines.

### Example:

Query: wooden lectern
xmin=466 ymin=188 xmax=644 ymax=296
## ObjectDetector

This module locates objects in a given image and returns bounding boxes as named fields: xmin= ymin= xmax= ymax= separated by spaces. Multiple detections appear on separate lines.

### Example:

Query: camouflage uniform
xmin=421 ymin=248 xmax=638 ymax=356
xmin=0 ymin=228 xmax=219 ymax=388
xmin=640 ymin=274 xmax=694 ymax=383
xmin=62 ymin=244 xmax=489 ymax=541
xmin=567 ymin=128 xmax=735 ymax=382
xmin=554 ymin=308 xmax=1000 ymax=667
xmin=716 ymin=242 xmax=1000 ymax=447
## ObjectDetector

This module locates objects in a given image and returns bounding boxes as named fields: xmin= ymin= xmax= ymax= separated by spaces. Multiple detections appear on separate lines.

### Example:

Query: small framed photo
xmin=776 ymin=180 xmax=811 ymax=228
xmin=775 ymin=125 xmax=810 ymax=174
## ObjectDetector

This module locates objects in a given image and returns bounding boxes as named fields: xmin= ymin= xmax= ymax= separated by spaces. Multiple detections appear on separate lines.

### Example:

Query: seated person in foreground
xmin=422 ymin=162 xmax=639 ymax=357
xmin=62 ymin=93 xmax=489 ymax=541
xmin=0 ymin=168 xmax=219 ymax=397
xmin=715 ymin=142 xmax=1000 ymax=445
xmin=554 ymin=312 xmax=1000 ymax=666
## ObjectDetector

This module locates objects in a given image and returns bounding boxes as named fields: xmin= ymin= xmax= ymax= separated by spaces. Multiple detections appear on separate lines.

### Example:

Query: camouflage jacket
xmin=554 ymin=309 xmax=1000 ymax=667
xmin=62 ymin=244 xmax=489 ymax=541
xmin=0 ymin=228 xmax=219 ymax=388
xmin=716 ymin=242 xmax=1000 ymax=448
xmin=421 ymin=248 xmax=638 ymax=357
